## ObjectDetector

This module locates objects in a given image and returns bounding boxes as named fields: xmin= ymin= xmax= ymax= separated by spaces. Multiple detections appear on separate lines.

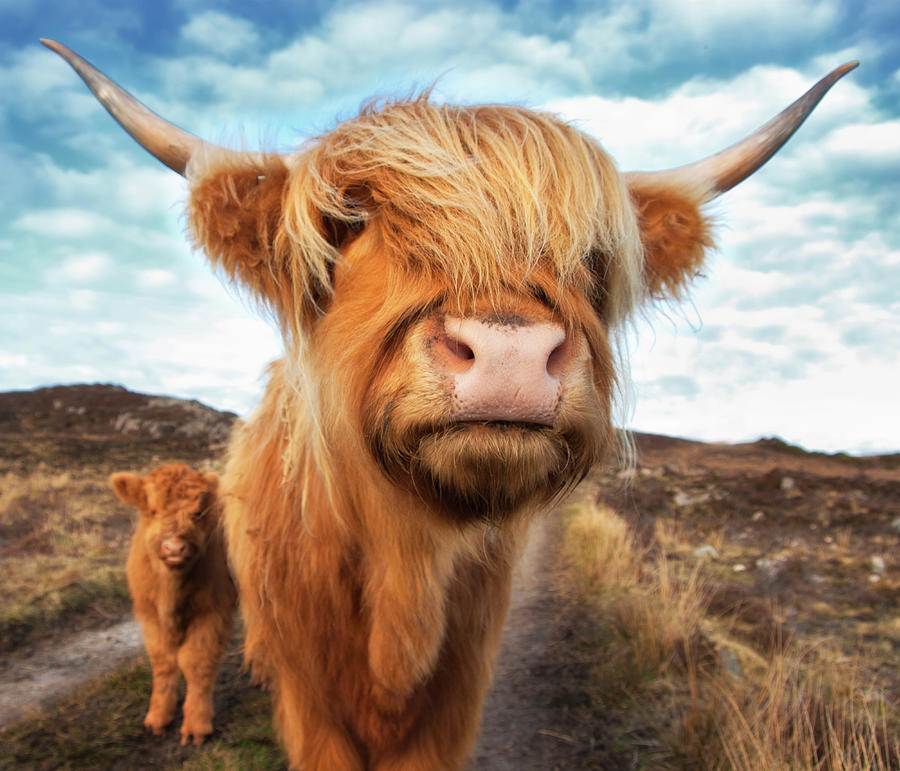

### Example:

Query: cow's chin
xmin=375 ymin=421 xmax=603 ymax=525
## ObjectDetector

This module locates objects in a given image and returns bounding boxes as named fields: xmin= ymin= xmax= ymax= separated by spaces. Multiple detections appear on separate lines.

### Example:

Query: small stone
xmin=755 ymin=557 xmax=782 ymax=579
xmin=870 ymin=556 xmax=886 ymax=575
xmin=674 ymin=491 xmax=693 ymax=507
xmin=751 ymin=511 xmax=765 ymax=522
xmin=733 ymin=564 xmax=747 ymax=573
xmin=674 ymin=490 xmax=710 ymax=508
xmin=780 ymin=476 xmax=795 ymax=492
xmin=693 ymin=545 xmax=719 ymax=560
xmin=892 ymin=517 xmax=900 ymax=533
xmin=719 ymin=648 xmax=741 ymax=679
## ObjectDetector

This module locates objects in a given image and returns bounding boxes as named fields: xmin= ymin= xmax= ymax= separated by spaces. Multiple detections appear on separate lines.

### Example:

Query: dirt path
xmin=1 ymin=514 xmax=614 ymax=768
xmin=471 ymin=515 xmax=615 ymax=770
xmin=0 ymin=619 xmax=143 ymax=728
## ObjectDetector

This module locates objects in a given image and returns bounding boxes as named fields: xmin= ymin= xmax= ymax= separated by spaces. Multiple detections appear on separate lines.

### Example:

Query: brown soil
xmin=0 ymin=618 xmax=143 ymax=727
xmin=470 ymin=516 xmax=623 ymax=769
xmin=596 ymin=432 xmax=900 ymax=703
xmin=2 ymin=385 xmax=897 ymax=767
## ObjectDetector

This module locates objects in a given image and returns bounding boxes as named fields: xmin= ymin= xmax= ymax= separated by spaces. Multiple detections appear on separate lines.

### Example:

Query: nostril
xmin=546 ymin=338 xmax=570 ymax=378
xmin=433 ymin=331 xmax=477 ymax=374
xmin=445 ymin=335 xmax=475 ymax=362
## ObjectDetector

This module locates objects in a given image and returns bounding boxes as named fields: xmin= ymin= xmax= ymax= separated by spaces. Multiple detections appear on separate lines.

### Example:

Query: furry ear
xmin=188 ymin=155 xmax=299 ymax=311
xmin=109 ymin=472 xmax=145 ymax=507
xmin=627 ymin=177 xmax=715 ymax=300
xmin=187 ymin=155 xmax=368 ymax=330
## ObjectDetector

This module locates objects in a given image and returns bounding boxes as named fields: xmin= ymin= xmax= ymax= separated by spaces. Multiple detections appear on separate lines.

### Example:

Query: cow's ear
xmin=109 ymin=472 xmax=145 ymax=507
xmin=187 ymin=154 xmax=368 ymax=327
xmin=627 ymin=177 xmax=716 ymax=301
xmin=188 ymin=155 xmax=297 ymax=310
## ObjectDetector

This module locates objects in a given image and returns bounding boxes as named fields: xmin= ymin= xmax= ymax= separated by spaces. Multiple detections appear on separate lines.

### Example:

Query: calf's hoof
xmin=180 ymin=717 xmax=213 ymax=745
xmin=143 ymin=711 xmax=173 ymax=736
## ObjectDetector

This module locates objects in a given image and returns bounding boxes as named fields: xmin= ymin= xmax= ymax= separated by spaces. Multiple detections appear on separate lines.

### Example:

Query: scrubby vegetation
xmin=1 ymin=386 xmax=897 ymax=769
xmin=562 ymin=492 xmax=899 ymax=770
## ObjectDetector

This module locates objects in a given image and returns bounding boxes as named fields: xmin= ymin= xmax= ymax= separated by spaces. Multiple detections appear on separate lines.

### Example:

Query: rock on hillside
xmin=0 ymin=384 xmax=239 ymax=470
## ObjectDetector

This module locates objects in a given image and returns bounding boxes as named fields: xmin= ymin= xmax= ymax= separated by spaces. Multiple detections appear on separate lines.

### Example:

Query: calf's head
xmin=49 ymin=41 xmax=855 ymax=522
xmin=111 ymin=465 xmax=221 ymax=571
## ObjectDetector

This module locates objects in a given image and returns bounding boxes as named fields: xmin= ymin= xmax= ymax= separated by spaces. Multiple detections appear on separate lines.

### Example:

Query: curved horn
xmin=41 ymin=38 xmax=218 ymax=176
xmin=625 ymin=62 xmax=858 ymax=201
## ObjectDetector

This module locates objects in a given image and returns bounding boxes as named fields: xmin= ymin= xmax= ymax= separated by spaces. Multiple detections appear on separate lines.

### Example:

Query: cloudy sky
xmin=1 ymin=0 xmax=898 ymax=454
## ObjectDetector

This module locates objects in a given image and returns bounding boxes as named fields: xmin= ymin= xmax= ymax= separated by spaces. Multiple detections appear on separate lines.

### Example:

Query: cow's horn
xmin=625 ymin=62 xmax=858 ymax=200
xmin=41 ymin=38 xmax=218 ymax=176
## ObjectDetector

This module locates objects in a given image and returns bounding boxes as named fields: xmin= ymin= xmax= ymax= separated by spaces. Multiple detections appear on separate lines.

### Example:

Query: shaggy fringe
xmin=290 ymin=97 xmax=642 ymax=312
xmin=188 ymin=95 xmax=665 ymax=487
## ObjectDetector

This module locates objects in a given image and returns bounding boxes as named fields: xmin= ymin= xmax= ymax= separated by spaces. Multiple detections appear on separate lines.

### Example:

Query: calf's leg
xmin=177 ymin=615 xmax=228 ymax=745
xmin=143 ymin=626 xmax=180 ymax=734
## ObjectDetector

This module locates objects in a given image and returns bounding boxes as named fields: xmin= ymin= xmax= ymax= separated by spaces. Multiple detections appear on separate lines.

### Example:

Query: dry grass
xmin=562 ymin=498 xmax=900 ymax=770
xmin=0 ymin=639 xmax=284 ymax=771
xmin=0 ymin=468 xmax=134 ymax=652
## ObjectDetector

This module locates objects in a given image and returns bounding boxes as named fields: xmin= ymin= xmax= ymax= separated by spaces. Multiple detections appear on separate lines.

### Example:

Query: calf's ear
xmin=627 ymin=178 xmax=715 ymax=301
xmin=109 ymin=472 xmax=145 ymax=507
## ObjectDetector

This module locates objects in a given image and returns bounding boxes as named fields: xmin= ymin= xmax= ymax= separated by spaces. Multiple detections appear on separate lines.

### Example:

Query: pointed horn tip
xmin=40 ymin=38 xmax=68 ymax=55
xmin=40 ymin=39 xmax=84 ymax=69
xmin=832 ymin=61 xmax=860 ymax=80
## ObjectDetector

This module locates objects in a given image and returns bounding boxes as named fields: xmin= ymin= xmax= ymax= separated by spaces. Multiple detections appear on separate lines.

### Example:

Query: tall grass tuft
xmin=562 ymin=498 xmax=899 ymax=770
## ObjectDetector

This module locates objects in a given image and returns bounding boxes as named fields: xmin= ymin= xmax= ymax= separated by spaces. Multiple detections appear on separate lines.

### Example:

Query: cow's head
xmin=111 ymin=464 xmax=221 ymax=571
xmin=51 ymin=41 xmax=854 ymax=522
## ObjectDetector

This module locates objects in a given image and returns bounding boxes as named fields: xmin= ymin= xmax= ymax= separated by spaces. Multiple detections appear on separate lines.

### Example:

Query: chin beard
xmin=370 ymin=420 xmax=607 ymax=525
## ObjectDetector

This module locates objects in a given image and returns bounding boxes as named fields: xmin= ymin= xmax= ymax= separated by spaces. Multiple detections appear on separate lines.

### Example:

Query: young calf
xmin=110 ymin=464 xmax=236 ymax=745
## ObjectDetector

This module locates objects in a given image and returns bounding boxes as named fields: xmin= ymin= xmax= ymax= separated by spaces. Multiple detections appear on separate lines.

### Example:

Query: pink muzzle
xmin=433 ymin=315 xmax=572 ymax=426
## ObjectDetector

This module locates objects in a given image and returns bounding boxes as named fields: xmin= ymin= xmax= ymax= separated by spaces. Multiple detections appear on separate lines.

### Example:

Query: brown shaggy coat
xmin=44 ymin=42 xmax=849 ymax=768
xmin=183 ymin=100 xmax=715 ymax=769
xmin=110 ymin=464 xmax=236 ymax=745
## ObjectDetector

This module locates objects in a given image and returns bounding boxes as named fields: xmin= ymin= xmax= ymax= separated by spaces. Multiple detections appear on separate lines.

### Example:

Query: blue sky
xmin=1 ymin=0 xmax=898 ymax=454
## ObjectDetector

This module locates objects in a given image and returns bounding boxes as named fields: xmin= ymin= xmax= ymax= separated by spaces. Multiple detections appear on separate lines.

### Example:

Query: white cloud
xmin=15 ymin=208 xmax=112 ymax=239
xmin=820 ymin=120 xmax=900 ymax=161
xmin=60 ymin=252 xmax=112 ymax=281
xmin=546 ymin=62 xmax=868 ymax=172
xmin=137 ymin=269 xmax=176 ymax=288
xmin=70 ymin=289 xmax=98 ymax=311
xmin=0 ymin=352 xmax=30 ymax=369
xmin=181 ymin=11 xmax=261 ymax=55
xmin=644 ymin=0 xmax=841 ymax=42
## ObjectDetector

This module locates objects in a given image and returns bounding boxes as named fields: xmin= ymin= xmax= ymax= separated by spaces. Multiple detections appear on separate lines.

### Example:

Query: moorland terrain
xmin=0 ymin=384 xmax=897 ymax=769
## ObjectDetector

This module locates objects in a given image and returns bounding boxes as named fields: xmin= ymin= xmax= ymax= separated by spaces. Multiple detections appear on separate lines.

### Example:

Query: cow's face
xmin=48 ymin=41 xmax=855 ymax=520
xmin=111 ymin=466 xmax=220 ymax=571
xmin=244 ymin=104 xmax=647 ymax=522
xmin=319 ymin=226 xmax=616 ymax=522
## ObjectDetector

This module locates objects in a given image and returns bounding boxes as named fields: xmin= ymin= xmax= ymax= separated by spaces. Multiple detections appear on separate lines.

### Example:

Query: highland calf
xmin=110 ymin=464 xmax=236 ymax=745
xmin=49 ymin=39 xmax=856 ymax=769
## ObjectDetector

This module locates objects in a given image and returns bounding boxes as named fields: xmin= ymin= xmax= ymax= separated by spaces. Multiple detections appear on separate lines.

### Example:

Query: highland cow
xmin=110 ymin=464 xmax=236 ymax=745
xmin=49 ymin=39 xmax=855 ymax=769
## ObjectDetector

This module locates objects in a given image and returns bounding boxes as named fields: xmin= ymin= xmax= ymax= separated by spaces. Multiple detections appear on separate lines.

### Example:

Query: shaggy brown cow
xmin=49 ymin=40 xmax=854 ymax=769
xmin=110 ymin=464 xmax=236 ymax=745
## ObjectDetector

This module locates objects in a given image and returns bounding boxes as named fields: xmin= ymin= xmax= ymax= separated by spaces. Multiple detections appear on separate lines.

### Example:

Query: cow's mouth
xmin=162 ymin=554 xmax=192 ymax=569
xmin=371 ymin=418 xmax=599 ymax=524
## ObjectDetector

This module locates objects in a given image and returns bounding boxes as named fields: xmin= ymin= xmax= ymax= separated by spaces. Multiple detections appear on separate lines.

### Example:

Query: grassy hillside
xmin=561 ymin=436 xmax=900 ymax=769
xmin=1 ymin=385 xmax=897 ymax=769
